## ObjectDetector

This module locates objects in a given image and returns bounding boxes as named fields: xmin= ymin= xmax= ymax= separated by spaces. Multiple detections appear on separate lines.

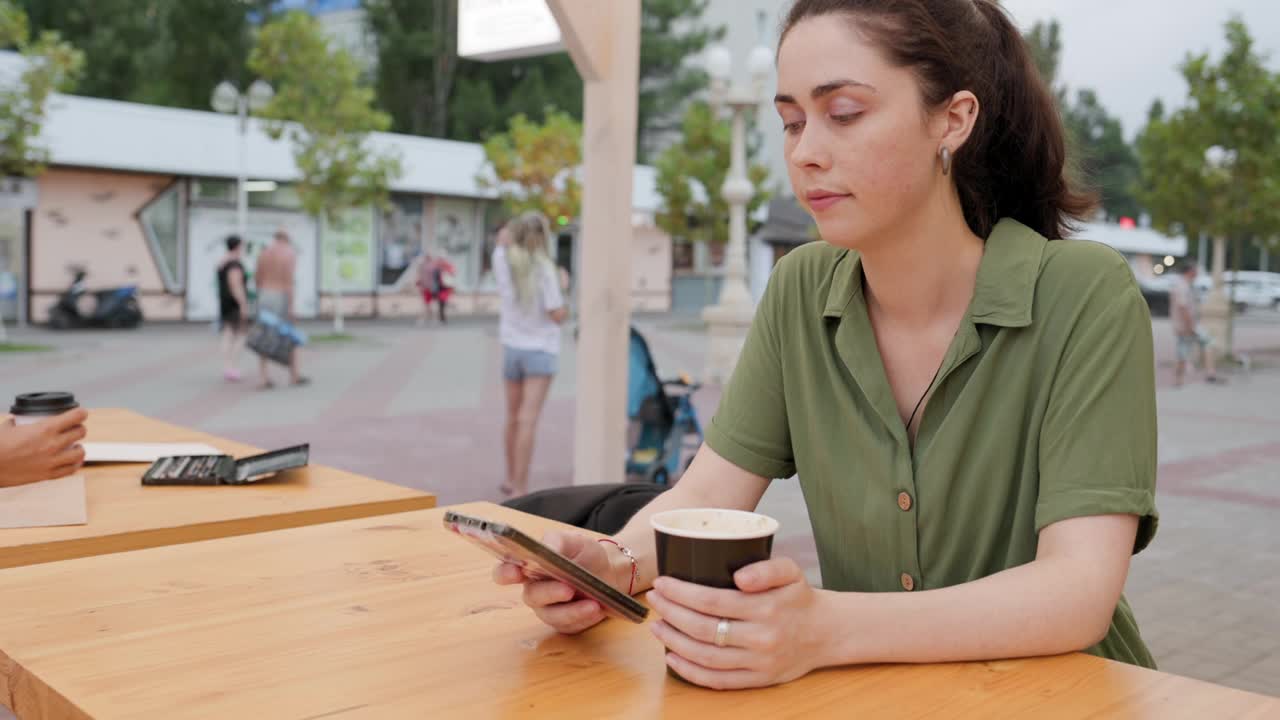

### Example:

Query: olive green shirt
xmin=706 ymin=218 xmax=1159 ymax=668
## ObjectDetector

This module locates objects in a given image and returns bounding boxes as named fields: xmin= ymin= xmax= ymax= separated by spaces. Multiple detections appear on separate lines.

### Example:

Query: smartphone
xmin=443 ymin=510 xmax=649 ymax=624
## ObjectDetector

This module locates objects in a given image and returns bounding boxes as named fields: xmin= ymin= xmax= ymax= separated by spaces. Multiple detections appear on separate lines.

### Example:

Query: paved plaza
xmin=2 ymin=311 xmax=1278 ymax=697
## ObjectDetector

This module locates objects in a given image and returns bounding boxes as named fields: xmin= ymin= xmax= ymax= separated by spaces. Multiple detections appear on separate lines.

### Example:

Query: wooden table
xmin=0 ymin=408 xmax=435 ymax=569
xmin=0 ymin=502 xmax=1275 ymax=719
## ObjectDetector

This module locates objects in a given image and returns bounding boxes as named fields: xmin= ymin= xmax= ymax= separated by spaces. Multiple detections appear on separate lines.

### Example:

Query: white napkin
xmin=82 ymin=442 xmax=221 ymax=463
xmin=0 ymin=475 xmax=88 ymax=528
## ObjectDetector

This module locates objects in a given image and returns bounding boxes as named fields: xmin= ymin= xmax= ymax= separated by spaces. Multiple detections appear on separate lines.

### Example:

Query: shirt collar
xmin=822 ymin=218 xmax=1046 ymax=328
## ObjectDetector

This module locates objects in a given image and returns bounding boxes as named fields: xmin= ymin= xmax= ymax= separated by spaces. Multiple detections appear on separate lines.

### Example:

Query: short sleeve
xmin=1037 ymin=285 xmax=1159 ymax=553
xmin=491 ymin=248 xmax=514 ymax=303
xmin=540 ymin=263 xmax=564 ymax=312
xmin=704 ymin=272 xmax=795 ymax=480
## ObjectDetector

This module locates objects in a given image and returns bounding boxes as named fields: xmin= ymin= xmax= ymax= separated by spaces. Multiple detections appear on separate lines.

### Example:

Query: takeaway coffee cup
xmin=650 ymin=508 xmax=779 ymax=681
xmin=10 ymin=392 xmax=80 ymax=426
xmin=650 ymin=508 xmax=779 ymax=589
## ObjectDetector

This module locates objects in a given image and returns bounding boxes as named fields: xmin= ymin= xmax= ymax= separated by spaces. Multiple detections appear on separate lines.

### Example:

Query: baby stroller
xmin=625 ymin=326 xmax=704 ymax=485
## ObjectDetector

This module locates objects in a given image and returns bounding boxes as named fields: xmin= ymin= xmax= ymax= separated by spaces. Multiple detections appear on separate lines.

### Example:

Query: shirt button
xmin=897 ymin=492 xmax=913 ymax=511
xmin=901 ymin=573 xmax=915 ymax=592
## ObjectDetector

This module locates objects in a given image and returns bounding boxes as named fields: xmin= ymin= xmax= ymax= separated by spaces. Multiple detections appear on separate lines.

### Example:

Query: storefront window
xmin=378 ymin=194 xmax=424 ymax=288
xmin=320 ymin=206 xmax=376 ymax=293
xmin=191 ymin=178 xmax=302 ymax=211
xmin=0 ymin=209 xmax=22 ymax=322
xmin=191 ymin=178 xmax=235 ymax=204
xmin=248 ymin=183 xmax=303 ymax=210
xmin=140 ymin=184 xmax=183 ymax=291
xmin=431 ymin=197 xmax=482 ymax=291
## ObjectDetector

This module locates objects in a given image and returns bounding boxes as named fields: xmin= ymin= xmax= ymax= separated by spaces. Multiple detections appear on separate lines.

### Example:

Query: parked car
xmin=1229 ymin=271 xmax=1280 ymax=309
xmin=1191 ymin=272 xmax=1265 ymax=313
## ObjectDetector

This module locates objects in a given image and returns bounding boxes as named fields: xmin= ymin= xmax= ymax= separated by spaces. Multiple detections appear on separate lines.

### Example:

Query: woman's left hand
xmin=646 ymin=557 xmax=830 ymax=690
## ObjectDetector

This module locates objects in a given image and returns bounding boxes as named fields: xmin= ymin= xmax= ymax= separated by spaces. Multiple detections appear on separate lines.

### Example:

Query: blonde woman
xmin=493 ymin=212 xmax=568 ymax=497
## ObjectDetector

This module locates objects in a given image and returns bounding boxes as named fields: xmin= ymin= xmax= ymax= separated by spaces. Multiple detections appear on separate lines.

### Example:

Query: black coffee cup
xmin=650 ymin=508 xmax=779 ymax=589
xmin=651 ymin=508 xmax=779 ymax=681
xmin=10 ymin=392 xmax=80 ymax=426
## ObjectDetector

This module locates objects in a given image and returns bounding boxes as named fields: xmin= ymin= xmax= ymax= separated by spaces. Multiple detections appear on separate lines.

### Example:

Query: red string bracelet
xmin=597 ymin=538 xmax=638 ymax=595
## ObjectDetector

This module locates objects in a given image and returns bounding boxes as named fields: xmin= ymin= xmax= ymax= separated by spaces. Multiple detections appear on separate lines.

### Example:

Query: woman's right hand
xmin=492 ymin=530 xmax=619 ymax=635
xmin=0 ymin=408 xmax=89 ymax=488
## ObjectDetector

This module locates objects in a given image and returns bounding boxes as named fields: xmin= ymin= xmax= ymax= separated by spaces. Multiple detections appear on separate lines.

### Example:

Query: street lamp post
xmin=212 ymin=80 xmax=275 ymax=242
xmin=700 ymin=41 xmax=773 ymax=385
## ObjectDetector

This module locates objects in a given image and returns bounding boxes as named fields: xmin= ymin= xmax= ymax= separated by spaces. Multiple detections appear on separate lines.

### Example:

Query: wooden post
xmin=545 ymin=0 xmax=641 ymax=485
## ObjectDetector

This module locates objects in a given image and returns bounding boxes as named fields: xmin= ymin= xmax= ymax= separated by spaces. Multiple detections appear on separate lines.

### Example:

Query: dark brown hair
xmin=781 ymin=0 xmax=1096 ymax=240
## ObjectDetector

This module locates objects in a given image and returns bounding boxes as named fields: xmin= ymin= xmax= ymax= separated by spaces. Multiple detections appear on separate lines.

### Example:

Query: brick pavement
xmin=1 ymin=311 xmax=1278 ymax=700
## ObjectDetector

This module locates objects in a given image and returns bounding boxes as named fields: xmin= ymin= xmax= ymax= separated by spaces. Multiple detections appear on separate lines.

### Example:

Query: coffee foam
xmin=650 ymin=508 xmax=778 ymax=540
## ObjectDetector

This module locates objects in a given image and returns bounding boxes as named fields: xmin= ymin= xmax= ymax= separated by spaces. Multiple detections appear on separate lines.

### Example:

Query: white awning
xmin=3 ymin=50 xmax=661 ymax=214
xmin=1070 ymin=221 xmax=1187 ymax=257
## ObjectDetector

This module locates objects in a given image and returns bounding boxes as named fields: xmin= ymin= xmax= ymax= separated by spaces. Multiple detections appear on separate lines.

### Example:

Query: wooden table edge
xmin=0 ymin=495 xmax=436 ymax=570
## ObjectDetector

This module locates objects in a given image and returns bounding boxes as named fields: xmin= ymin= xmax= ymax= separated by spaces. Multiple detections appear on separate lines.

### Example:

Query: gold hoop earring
xmin=939 ymin=146 xmax=953 ymax=176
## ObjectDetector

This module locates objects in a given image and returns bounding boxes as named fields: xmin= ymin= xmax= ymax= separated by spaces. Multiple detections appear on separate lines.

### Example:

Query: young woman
xmin=494 ymin=0 xmax=1159 ymax=690
xmin=216 ymin=235 xmax=249 ymax=382
xmin=493 ymin=212 xmax=568 ymax=497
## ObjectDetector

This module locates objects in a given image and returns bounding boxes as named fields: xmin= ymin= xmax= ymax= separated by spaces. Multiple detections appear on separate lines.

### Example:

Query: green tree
xmin=366 ymin=0 xmax=720 ymax=154
xmin=637 ymin=0 xmax=725 ymax=161
xmin=1136 ymin=18 xmax=1280 ymax=245
xmin=1063 ymin=89 xmax=1142 ymax=221
xmin=17 ymin=0 xmax=159 ymax=103
xmin=1134 ymin=100 xmax=1207 ymax=243
xmin=248 ymin=11 xmax=401 ymax=222
xmin=0 ymin=0 xmax=84 ymax=178
xmin=654 ymin=101 xmax=769 ymax=246
xmin=18 ymin=0 xmax=273 ymax=110
xmin=1021 ymin=16 xmax=1141 ymax=220
xmin=478 ymin=110 xmax=582 ymax=224
xmin=364 ymin=0 xmax=456 ymax=137
xmin=1135 ymin=18 xmax=1280 ymax=355
xmin=449 ymin=55 xmax=583 ymax=143
xmin=362 ymin=0 xmax=582 ymax=142
xmin=1023 ymin=19 xmax=1064 ymax=100
xmin=248 ymin=11 xmax=402 ymax=331
xmin=136 ymin=0 xmax=265 ymax=110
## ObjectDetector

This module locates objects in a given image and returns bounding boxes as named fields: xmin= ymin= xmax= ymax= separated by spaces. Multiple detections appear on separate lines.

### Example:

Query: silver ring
xmin=714 ymin=618 xmax=731 ymax=648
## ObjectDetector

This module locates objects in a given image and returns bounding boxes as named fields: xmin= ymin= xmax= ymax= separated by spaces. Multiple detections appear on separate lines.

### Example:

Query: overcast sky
xmin=1001 ymin=0 xmax=1280 ymax=140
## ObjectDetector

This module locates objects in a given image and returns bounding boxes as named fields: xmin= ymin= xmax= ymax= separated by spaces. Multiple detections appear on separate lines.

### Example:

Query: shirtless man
xmin=255 ymin=230 xmax=308 ymax=388
xmin=1170 ymin=264 xmax=1221 ymax=387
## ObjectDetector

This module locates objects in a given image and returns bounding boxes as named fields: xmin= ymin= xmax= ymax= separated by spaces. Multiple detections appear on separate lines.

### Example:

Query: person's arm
xmin=285 ymin=251 xmax=297 ymax=318
xmin=228 ymin=266 xmax=248 ymax=313
xmin=496 ymin=444 xmax=768 ymax=636
xmin=254 ymin=253 xmax=271 ymax=304
xmin=1178 ymin=301 xmax=1196 ymax=332
xmin=612 ymin=252 xmax=799 ymax=588
xmin=492 ymin=247 xmax=515 ymax=305
xmin=1170 ymin=294 xmax=1189 ymax=330
xmin=497 ymin=254 xmax=794 ymax=636
xmin=542 ymin=265 xmax=568 ymax=324
xmin=650 ymin=514 xmax=1138 ymax=690
xmin=0 ymin=409 xmax=89 ymax=487
xmin=1170 ymin=284 xmax=1195 ymax=331
xmin=602 ymin=444 xmax=770 ymax=593
xmin=817 ymin=514 xmax=1137 ymax=666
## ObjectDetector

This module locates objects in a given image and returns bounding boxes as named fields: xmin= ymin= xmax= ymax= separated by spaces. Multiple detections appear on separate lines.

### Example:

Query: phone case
xmin=443 ymin=511 xmax=649 ymax=623
xmin=141 ymin=444 xmax=310 ymax=486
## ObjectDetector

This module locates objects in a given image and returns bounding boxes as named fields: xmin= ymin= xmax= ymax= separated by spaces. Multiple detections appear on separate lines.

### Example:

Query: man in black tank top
xmin=217 ymin=235 xmax=249 ymax=382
